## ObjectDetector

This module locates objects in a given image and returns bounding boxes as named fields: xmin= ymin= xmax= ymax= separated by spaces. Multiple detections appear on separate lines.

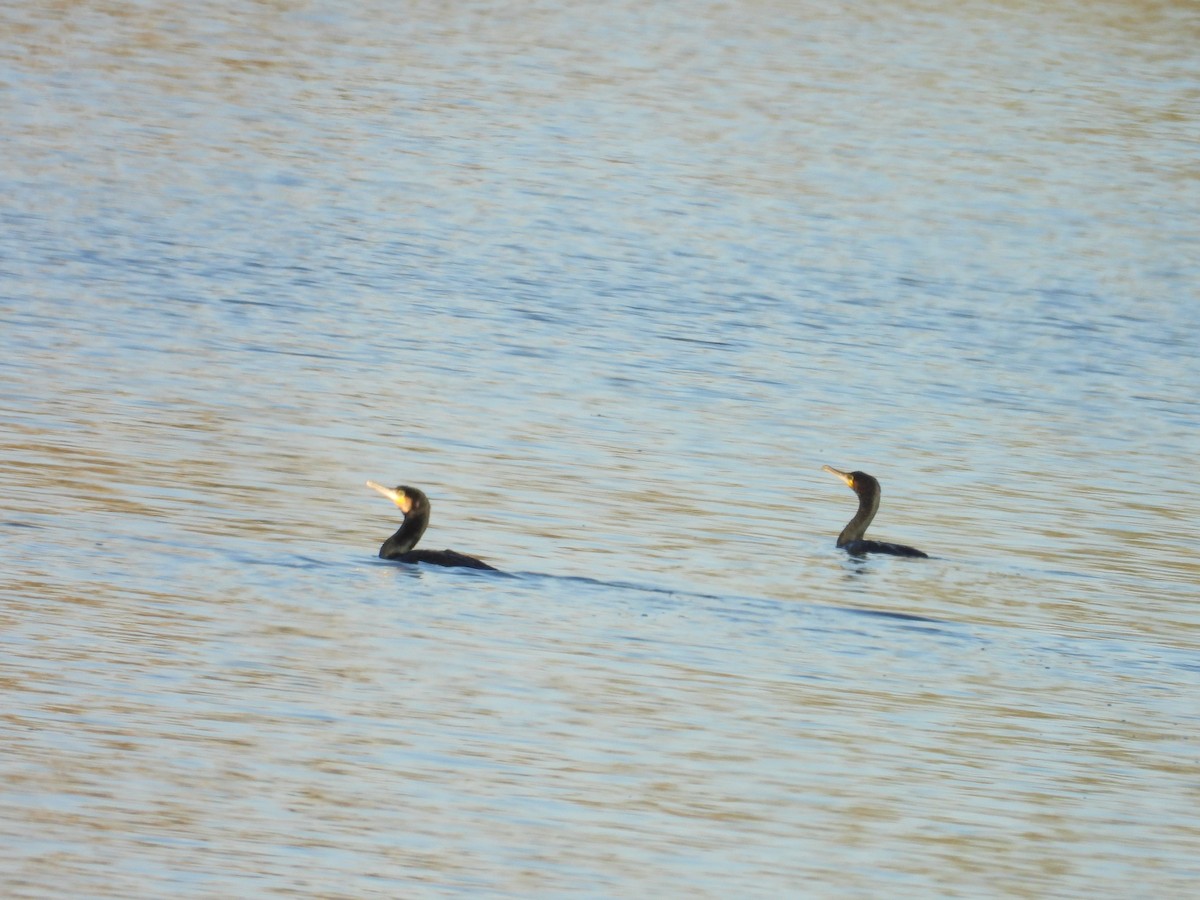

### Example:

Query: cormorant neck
xmin=837 ymin=486 xmax=880 ymax=547
xmin=380 ymin=508 xmax=429 ymax=558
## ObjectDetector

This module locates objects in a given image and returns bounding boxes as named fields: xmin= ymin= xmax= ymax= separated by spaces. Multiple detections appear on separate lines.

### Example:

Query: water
xmin=3 ymin=0 xmax=1199 ymax=895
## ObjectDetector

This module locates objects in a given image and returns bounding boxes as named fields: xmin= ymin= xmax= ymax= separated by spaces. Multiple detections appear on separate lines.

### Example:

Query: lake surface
xmin=2 ymin=0 xmax=1199 ymax=896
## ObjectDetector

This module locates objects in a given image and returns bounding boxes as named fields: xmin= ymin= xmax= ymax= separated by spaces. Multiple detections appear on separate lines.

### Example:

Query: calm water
xmin=3 ymin=0 xmax=1199 ymax=896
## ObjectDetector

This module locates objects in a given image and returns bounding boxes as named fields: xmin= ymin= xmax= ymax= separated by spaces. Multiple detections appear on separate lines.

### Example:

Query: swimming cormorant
xmin=366 ymin=481 xmax=497 ymax=570
xmin=822 ymin=466 xmax=928 ymax=558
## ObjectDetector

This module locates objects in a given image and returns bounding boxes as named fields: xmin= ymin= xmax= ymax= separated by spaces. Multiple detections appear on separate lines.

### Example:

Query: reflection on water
xmin=2 ymin=0 xmax=1199 ymax=895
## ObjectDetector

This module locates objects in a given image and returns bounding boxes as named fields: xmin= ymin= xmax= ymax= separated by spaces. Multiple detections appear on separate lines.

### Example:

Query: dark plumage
xmin=822 ymin=466 xmax=928 ymax=558
xmin=366 ymin=481 xmax=497 ymax=570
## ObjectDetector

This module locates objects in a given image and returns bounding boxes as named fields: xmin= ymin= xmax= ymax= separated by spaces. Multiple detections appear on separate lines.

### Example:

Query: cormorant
xmin=366 ymin=481 xmax=497 ymax=570
xmin=822 ymin=466 xmax=928 ymax=558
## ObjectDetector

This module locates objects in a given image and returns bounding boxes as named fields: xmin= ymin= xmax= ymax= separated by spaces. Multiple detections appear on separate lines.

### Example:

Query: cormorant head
xmin=822 ymin=466 xmax=880 ymax=498
xmin=366 ymin=481 xmax=430 ymax=517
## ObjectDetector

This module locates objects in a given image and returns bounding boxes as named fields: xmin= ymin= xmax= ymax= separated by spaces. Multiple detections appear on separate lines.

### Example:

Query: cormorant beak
xmin=822 ymin=465 xmax=854 ymax=488
xmin=366 ymin=480 xmax=412 ymax=513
